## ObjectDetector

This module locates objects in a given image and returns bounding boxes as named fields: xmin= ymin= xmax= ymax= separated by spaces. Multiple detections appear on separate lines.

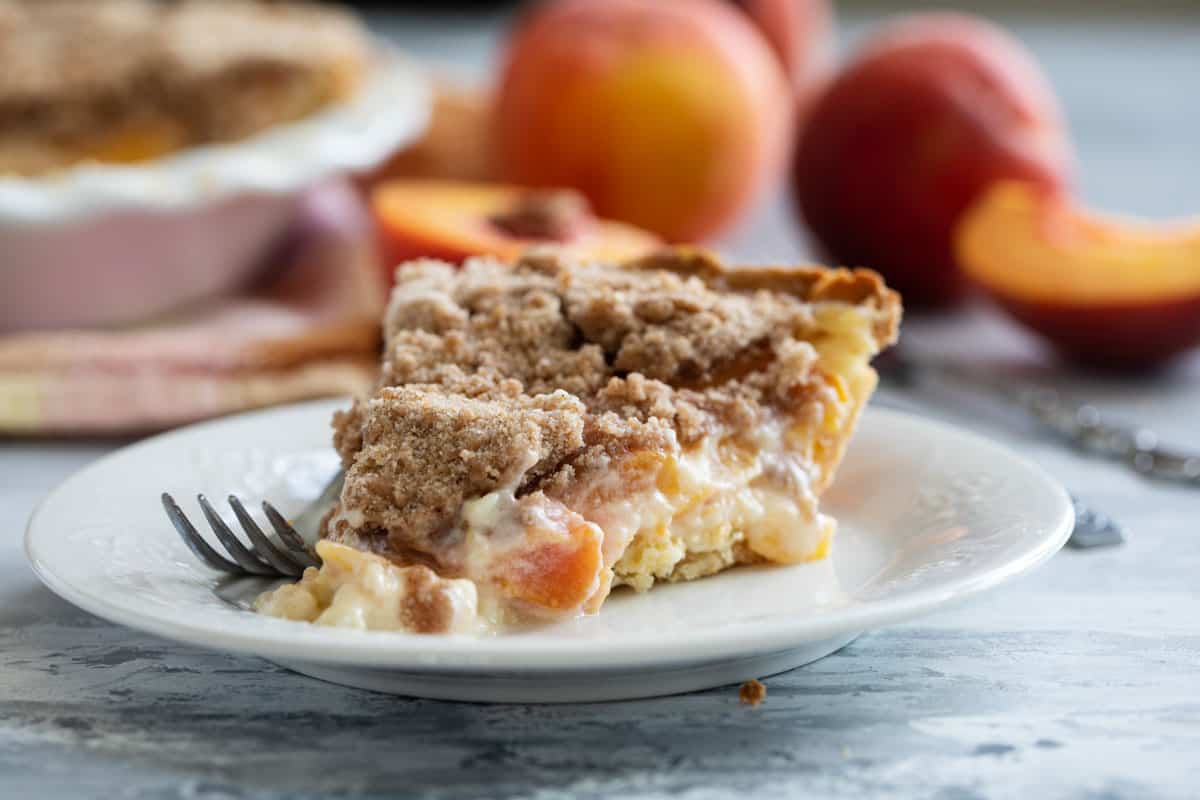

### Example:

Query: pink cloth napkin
xmin=0 ymin=181 xmax=386 ymax=435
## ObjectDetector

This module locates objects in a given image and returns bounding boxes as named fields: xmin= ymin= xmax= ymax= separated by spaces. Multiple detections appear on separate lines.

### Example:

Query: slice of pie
xmin=255 ymin=248 xmax=900 ymax=633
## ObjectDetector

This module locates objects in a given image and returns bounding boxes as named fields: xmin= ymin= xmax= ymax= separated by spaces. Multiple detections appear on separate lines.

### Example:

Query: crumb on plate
xmin=739 ymin=679 xmax=766 ymax=706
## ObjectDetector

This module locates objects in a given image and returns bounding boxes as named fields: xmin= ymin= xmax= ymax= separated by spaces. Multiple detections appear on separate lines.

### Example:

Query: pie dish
xmin=256 ymin=248 xmax=902 ymax=633
xmin=0 ymin=0 xmax=369 ymax=176
xmin=0 ymin=6 xmax=428 ymax=332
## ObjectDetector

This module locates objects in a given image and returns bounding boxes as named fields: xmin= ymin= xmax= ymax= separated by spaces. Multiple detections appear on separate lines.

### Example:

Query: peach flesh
xmin=957 ymin=182 xmax=1200 ymax=367
xmin=371 ymin=181 xmax=660 ymax=272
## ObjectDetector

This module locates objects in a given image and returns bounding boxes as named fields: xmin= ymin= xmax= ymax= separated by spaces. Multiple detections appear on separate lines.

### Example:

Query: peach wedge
xmin=957 ymin=181 xmax=1200 ymax=367
xmin=371 ymin=180 xmax=661 ymax=278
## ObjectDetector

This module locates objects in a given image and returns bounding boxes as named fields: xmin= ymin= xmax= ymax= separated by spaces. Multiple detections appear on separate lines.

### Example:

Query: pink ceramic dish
xmin=1 ymin=196 xmax=301 ymax=331
xmin=0 ymin=53 xmax=429 ymax=332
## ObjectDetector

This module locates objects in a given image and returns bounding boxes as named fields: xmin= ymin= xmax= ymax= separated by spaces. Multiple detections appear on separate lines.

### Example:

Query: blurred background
xmin=364 ymin=0 xmax=1199 ymax=222
xmin=1 ymin=0 xmax=1198 ymax=443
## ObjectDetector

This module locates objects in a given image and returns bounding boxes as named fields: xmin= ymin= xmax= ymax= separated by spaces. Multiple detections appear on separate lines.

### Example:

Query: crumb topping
xmin=374 ymin=248 xmax=897 ymax=446
xmin=395 ymin=563 xmax=465 ymax=633
xmin=328 ymin=386 xmax=586 ymax=561
xmin=0 ymin=0 xmax=368 ymax=174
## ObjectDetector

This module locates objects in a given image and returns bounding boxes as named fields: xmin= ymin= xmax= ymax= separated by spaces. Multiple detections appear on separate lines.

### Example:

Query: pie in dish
xmin=0 ymin=0 xmax=369 ymax=176
xmin=255 ymin=248 xmax=901 ymax=633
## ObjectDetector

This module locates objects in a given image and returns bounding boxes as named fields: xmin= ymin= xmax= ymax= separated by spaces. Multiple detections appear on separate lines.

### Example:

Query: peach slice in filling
xmin=460 ymin=439 xmax=833 ymax=625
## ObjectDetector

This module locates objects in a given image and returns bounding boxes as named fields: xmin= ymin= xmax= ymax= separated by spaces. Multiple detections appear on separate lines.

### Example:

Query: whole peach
xmin=731 ymin=0 xmax=835 ymax=108
xmin=494 ymin=0 xmax=793 ymax=243
xmin=794 ymin=13 xmax=1073 ymax=307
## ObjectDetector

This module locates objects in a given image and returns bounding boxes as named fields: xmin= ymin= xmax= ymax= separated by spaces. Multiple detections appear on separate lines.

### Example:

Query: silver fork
xmin=161 ymin=471 xmax=343 ymax=578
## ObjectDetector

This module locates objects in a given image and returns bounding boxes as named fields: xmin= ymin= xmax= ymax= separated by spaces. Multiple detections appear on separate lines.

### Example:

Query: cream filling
xmin=611 ymin=422 xmax=832 ymax=592
xmin=254 ymin=540 xmax=481 ymax=634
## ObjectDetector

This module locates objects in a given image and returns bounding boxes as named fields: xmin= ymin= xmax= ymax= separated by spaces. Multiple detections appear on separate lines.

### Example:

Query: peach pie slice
xmin=255 ymin=248 xmax=900 ymax=633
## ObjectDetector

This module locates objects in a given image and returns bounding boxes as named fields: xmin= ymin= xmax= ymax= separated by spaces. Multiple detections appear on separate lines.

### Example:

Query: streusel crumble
xmin=0 ymin=0 xmax=369 ymax=175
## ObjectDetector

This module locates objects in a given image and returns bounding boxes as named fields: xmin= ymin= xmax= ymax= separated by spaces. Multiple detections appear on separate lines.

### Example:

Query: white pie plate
xmin=26 ymin=398 xmax=1072 ymax=703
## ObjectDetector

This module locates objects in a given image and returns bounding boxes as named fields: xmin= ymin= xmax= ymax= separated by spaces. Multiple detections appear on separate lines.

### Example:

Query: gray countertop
xmin=3 ymin=7 xmax=1199 ymax=799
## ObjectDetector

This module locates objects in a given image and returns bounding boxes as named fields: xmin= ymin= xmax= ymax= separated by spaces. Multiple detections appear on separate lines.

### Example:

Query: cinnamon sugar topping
xmin=0 ymin=0 xmax=369 ymax=175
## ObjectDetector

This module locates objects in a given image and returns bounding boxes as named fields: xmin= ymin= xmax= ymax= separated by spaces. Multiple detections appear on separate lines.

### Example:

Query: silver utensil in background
xmin=879 ymin=350 xmax=1200 ymax=488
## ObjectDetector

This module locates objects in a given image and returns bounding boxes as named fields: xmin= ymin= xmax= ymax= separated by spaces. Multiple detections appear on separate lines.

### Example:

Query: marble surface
xmin=3 ymin=7 xmax=1200 ymax=799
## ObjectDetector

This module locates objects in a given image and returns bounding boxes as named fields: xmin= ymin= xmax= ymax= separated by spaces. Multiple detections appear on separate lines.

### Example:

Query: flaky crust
xmin=331 ymin=248 xmax=901 ymax=561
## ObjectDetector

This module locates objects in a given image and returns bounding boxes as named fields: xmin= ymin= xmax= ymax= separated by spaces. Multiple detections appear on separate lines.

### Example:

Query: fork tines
xmin=161 ymin=493 xmax=319 ymax=578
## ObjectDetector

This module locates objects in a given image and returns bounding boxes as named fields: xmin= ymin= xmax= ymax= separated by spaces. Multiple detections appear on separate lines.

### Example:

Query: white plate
xmin=25 ymin=399 xmax=1072 ymax=703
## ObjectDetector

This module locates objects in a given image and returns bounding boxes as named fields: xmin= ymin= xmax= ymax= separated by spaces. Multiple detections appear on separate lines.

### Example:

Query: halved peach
xmin=957 ymin=181 xmax=1200 ymax=367
xmin=371 ymin=180 xmax=661 ymax=279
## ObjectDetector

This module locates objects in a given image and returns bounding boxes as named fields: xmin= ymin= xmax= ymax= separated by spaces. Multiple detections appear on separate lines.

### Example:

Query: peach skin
xmin=794 ymin=12 xmax=1073 ymax=308
xmin=957 ymin=181 xmax=1200 ymax=368
xmin=493 ymin=0 xmax=793 ymax=243
xmin=732 ymin=0 xmax=834 ymax=109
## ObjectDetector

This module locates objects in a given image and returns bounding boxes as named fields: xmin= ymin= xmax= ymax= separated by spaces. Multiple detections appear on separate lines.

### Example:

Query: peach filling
xmin=256 ymin=406 xmax=841 ymax=634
